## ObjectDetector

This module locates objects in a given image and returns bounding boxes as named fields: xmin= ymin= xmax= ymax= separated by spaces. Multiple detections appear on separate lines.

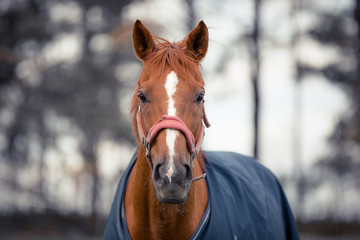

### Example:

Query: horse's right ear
xmin=185 ymin=21 xmax=209 ymax=62
xmin=133 ymin=20 xmax=155 ymax=61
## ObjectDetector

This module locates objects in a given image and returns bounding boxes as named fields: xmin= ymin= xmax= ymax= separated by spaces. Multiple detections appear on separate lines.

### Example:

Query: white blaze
xmin=164 ymin=71 xmax=178 ymax=182
xmin=165 ymin=166 xmax=174 ymax=183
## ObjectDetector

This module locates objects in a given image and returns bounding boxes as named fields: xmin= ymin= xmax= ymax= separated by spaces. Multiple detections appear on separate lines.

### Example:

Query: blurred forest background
xmin=0 ymin=0 xmax=359 ymax=239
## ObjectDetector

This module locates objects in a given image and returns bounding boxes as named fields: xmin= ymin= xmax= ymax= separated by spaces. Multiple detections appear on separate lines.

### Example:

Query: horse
xmin=103 ymin=20 xmax=299 ymax=240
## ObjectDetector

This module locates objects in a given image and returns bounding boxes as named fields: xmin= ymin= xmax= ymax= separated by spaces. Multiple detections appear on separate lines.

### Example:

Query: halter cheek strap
xmin=136 ymin=103 xmax=211 ymax=174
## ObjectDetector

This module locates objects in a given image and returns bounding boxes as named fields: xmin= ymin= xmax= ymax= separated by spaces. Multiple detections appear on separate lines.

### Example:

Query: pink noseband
xmin=136 ymin=104 xmax=211 ymax=170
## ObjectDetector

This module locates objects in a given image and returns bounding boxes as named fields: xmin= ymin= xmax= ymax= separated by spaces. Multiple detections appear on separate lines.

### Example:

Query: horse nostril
xmin=184 ymin=163 xmax=193 ymax=181
xmin=153 ymin=162 xmax=163 ymax=181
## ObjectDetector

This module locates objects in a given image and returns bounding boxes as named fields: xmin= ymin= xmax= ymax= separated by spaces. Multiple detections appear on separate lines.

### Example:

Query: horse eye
xmin=196 ymin=93 xmax=204 ymax=103
xmin=138 ymin=92 xmax=148 ymax=103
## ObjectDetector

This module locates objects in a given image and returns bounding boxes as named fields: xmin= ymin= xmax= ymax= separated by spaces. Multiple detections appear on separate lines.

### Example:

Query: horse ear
xmin=133 ymin=20 xmax=155 ymax=61
xmin=186 ymin=21 xmax=209 ymax=62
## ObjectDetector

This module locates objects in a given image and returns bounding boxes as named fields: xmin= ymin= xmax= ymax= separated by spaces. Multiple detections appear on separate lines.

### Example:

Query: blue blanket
xmin=103 ymin=151 xmax=299 ymax=239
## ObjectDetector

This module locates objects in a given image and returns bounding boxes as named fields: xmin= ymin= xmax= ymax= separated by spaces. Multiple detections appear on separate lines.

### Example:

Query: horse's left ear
xmin=186 ymin=21 xmax=209 ymax=62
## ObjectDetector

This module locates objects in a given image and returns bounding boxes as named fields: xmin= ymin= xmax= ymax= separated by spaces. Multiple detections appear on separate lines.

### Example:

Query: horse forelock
xmin=148 ymin=36 xmax=202 ymax=80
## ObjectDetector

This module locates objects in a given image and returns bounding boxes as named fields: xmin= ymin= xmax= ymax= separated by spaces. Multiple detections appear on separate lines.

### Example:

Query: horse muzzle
xmin=136 ymin=106 xmax=211 ymax=204
xmin=152 ymin=160 xmax=193 ymax=204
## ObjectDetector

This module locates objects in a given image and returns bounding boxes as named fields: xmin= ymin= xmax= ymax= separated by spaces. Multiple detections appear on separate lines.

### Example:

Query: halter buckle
xmin=145 ymin=142 xmax=151 ymax=159
xmin=190 ymin=157 xmax=195 ymax=168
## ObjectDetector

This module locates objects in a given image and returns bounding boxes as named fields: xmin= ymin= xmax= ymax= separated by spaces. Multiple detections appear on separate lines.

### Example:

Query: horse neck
xmin=125 ymin=146 xmax=208 ymax=240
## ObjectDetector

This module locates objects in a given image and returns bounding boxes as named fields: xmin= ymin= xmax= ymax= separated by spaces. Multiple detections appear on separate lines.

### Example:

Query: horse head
xmin=131 ymin=20 xmax=210 ymax=204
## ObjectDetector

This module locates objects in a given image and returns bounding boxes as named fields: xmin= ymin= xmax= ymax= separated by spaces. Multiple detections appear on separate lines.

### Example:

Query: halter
xmin=136 ymin=102 xmax=211 ymax=181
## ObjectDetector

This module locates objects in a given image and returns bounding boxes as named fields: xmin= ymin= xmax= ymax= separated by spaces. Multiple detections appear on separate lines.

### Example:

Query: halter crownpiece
xmin=136 ymin=103 xmax=211 ymax=179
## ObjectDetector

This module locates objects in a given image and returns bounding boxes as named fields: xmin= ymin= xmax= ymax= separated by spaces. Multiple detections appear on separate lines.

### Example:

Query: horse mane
xmin=129 ymin=36 xmax=206 ymax=169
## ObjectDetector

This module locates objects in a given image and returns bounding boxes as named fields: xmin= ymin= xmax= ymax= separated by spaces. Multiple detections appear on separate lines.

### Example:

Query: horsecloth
xmin=103 ymin=151 xmax=299 ymax=240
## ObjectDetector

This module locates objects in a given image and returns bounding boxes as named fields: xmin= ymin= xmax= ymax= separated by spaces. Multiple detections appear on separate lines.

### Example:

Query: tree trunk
xmin=184 ymin=0 xmax=196 ymax=31
xmin=291 ymin=0 xmax=304 ymax=220
xmin=354 ymin=0 xmax=360 ymax=141
xmin=252 ymin=0 xmax=262 ymax=159
xmin=82 ymin=135 xmax=99 ymax=234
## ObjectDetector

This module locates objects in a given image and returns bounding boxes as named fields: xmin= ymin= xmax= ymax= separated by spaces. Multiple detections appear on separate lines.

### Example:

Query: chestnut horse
xmin=103 ymin=20 xmax=299 ymax=240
